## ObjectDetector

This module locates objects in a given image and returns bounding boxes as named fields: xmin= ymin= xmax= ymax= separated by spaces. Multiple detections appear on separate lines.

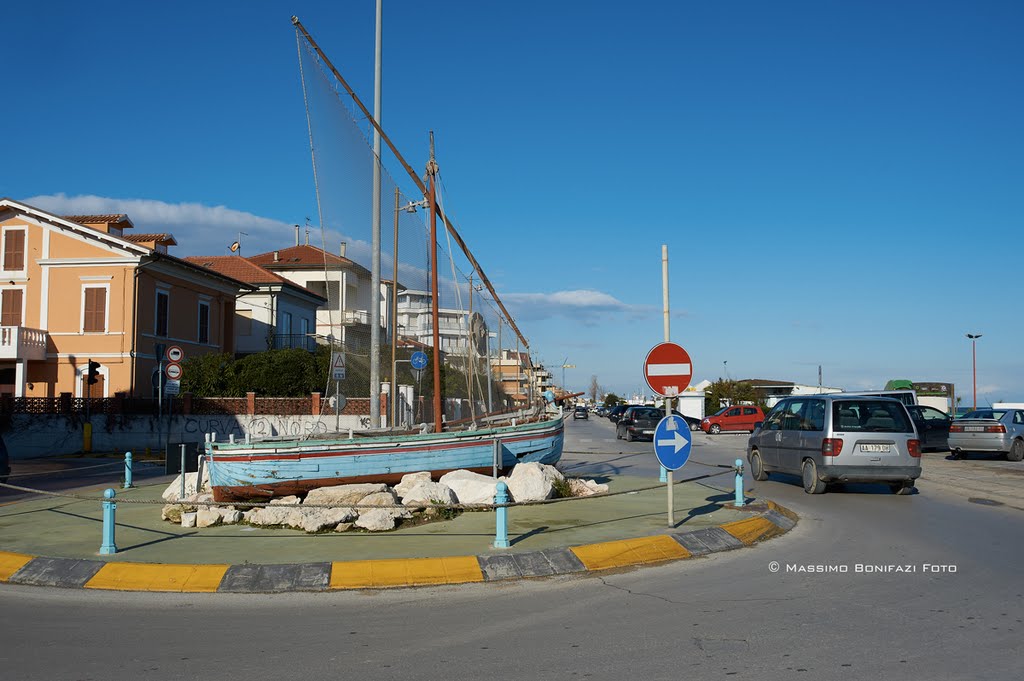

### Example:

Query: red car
xmin=702 ymin=405 xmax=765 ymax=434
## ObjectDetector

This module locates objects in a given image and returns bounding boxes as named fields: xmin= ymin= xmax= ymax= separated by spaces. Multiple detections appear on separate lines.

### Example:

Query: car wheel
xmin=709 ymin=424 xmax=722 ymax=435
xmin=890 ymin=482 xmax=914 ymax=495
xmin=801 ymin=459 xmax=826 ymax=494
xmin=625 ymin=429 xmax=634 ymax=442
xmin=750 ymin=450 xmax=768 ymax=481
xmin=690 ymin=421 xmax=700 ymax=432
xmin=1008 ymin=439 xmax=1024 ymax=462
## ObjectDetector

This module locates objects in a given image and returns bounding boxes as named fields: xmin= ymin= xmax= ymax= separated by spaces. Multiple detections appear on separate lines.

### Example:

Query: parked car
xmin=606 ymin=405 xmax=632 ymax=423
xmin=948 ymin=408 xmax=1024 ymax=461
xmin=747 ymin=395 xmax=921 ymax=494
xmin=573 ymin=406 xmax=589 ymax=420
xmin=906 ymin=405 xmax=952 ymax=452
xmin=702 ymin=405 xmax=765 ymax=434
xmin=616 ymin=407 xmax=699 ymax=440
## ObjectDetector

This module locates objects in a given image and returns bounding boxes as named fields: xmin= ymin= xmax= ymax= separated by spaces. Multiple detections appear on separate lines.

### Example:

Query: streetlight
xmin=966 ymin=333 xmax=982 ymax=410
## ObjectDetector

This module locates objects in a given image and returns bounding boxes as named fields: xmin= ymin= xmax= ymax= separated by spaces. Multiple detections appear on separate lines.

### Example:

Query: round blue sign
xmin=653 ymin=415 xmax=692 ymax=471
xmin=410 ymin=351 xmax=429 ymax=370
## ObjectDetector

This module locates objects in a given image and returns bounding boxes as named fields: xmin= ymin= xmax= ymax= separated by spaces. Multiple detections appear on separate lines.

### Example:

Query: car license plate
xmin=965 ymin=426 xmax=984 ymax=432
xmin=643 ymin=430 xmax=654 ymax=435
xmin=860 ymin=444 xmax=890 ymax=453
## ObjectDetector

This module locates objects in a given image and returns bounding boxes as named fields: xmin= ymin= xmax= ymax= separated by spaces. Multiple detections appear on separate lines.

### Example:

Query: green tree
xmin=603 ymin=392 xmax=622 ymax=407
xmin=704 ymin=379 xmax=763 ymax=415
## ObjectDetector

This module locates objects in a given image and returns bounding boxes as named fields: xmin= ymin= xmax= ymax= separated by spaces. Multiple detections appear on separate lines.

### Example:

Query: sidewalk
xmin=0 ymin=466 xmax=797 ymax=592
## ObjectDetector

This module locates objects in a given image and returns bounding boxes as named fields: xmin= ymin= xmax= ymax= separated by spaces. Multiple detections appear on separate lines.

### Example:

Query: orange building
xmin=0 ymin=199 xmax=251 ymax=398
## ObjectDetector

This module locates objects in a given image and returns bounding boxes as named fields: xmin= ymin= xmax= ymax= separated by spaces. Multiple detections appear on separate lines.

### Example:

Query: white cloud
xmin=503 ymin=289 xmax=652 ymax=325
xmin=23 ymin=193 xmax=331 ymax=259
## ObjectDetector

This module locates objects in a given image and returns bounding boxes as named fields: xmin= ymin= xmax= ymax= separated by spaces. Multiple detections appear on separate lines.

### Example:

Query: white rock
xmin=181 ymin=512 xmax=197 ymax=528
xmin=439 ymin=470 xmax=501 ymax=505
xmin=304 ymin=484 xmax=388 ymax=507
xmin=506 ymin=462 xmax=564 ymax=502
xmin=196 ymin=509 xmax=222 ymax=528
xmin=295 ymin=507 xmax=357 ymax=532
xmin=394 ymin=471 xmax=432 ymax=498
xmin=569 ymin=479 xmax=609 ymax=496
xmin=270 ymin=495 xmax=301 ymax=505
xmin=335 ymin=522 xmax=353 ymax=532
xmin=218 ymin=509 xmax=243 ymax=524
xmin=401 ymin=481 xmax=457 ymax=507
xmin=247 ymin=506 xmax=302 ymax=527
xmin=354 ymin=508 xmax=403 ymax=531
xmin=161 ymin=504 xmax=184 ymax=522
xmin=160 ymin=468 xmax=211 ymax=502
xmin=358 ymin=490 xmax=400 ymax=508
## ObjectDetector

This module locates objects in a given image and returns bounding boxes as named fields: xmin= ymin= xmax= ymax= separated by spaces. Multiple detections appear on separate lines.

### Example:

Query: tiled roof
xmin=63 ymin=214 xmax=132 ymax=225
xmin=124 ymin=233 xmax=177 ymax=245
xmin=184 ymin=256 xmax=326 ymax=301
xmin=248 ymin=245 xmax=369 ymax=276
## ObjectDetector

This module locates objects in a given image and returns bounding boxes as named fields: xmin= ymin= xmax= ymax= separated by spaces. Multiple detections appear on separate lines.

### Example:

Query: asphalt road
xmin=2 ymin=416 xmax=1022 ymax=680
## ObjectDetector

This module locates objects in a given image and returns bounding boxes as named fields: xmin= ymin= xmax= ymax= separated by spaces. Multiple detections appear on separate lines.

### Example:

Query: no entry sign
xmin=643 ymin=342 xmax=693 ymax=397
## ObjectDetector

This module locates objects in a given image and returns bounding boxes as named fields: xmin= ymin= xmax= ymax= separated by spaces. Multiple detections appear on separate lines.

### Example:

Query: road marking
xmin=571 ymin=536 xmax=690 ymax=570
xmin=85 ymin=563 xmax=228 ymax=592
xmin=330 ymin=556 xmax=484 ymax=589
xmin=0 ymin=551 xmax=33 ymax=581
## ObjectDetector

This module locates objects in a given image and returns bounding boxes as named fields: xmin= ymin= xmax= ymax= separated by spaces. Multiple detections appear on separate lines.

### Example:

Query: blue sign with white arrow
xmin=410 ymin=351 xmax=429 ymax=370
xmin=653 ymin=415 xmax=692 ymax=471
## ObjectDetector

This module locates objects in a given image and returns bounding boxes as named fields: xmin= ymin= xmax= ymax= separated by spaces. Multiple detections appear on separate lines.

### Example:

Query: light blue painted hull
xmin=206 ymin=417 xmax=564 ymax=501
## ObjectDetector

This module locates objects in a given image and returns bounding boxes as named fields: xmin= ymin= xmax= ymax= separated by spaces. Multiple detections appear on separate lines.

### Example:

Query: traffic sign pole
xmin=663 ymin=246 xmax=673 ymax=526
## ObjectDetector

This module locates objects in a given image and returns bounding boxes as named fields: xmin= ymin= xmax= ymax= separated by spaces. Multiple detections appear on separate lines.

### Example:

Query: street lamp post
xmin=966 ymin=333 xmax=982 ymax=410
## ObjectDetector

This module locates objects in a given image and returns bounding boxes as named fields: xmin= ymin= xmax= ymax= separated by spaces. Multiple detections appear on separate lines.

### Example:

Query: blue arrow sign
xmin=410 ymin=351 xmax=429 ymax=370
xmin=653 ymin=415 xmax=692 ymax=471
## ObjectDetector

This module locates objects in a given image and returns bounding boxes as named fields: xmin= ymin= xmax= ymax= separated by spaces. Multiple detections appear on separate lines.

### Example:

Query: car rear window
xmin=962 ymin=409 xmax=1006 ymax=420
xmin=832 ymin=400 xmax=913 ymax=433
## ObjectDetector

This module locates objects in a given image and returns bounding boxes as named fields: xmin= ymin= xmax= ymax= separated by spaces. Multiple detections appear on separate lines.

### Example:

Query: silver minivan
xmin=747 ymin=395 xmax=922 ymax=495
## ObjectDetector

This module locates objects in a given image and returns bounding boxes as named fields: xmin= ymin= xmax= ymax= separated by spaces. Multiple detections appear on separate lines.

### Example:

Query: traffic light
xmin=86 ymin=360 xmax=100 ymax=385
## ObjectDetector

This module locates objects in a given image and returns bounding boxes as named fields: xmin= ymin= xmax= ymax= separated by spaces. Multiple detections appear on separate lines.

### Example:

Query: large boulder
xmin=196 ymin=509 xmax=222 ymax=528
xmin=401 ymin=481 xmax=457 ymax=507
xmin=161 ymin=469 xmax=211 ymax=502
xmin=506 ymin=463 xmax=564 ymax=502
xmin=394 ymin=472 xmax=432 ymax=498
xmin=358 ymin=490 xmax=400 ymax=508
xmin=294 ymin=507 xmax=357 ymax=532
xmin=439 ymin=470 xmax=501 ymax=505
xmin=247 ymin=505 xmax=303 ymax=528
xmin=304 ymin=484 xmax=388 ymax=507
xmin=354 ymin=508 xmax=404 ymax=532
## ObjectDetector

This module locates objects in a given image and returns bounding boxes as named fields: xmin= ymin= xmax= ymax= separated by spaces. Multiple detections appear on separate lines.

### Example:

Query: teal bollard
xmin=99 ymin=488 xmax=117 ymax=555
xmin=123 ymin=451 xmax=133 ymax=489
xmin=734 ymin=458 xmax=745 ymax=507
xmin=493 ymin=481 xmax=510 ymax=549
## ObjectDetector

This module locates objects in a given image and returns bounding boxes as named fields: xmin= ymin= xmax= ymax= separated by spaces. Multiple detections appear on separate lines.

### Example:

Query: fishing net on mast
xmin=296 ymin=35 xmax=530 ymax=426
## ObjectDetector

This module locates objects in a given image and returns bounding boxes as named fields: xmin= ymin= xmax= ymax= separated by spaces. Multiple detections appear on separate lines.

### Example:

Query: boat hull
xmin=204 ymin=418 xmax=564 ymax=502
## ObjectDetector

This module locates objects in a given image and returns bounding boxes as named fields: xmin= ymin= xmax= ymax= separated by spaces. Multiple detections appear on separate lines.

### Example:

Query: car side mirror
xmin=754 ymin=420 xmax=764 ymax=430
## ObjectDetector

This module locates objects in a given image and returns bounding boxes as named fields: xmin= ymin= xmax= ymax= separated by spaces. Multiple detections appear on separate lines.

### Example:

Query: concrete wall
xmin=4 ymin=412 xmax=375 ymax=460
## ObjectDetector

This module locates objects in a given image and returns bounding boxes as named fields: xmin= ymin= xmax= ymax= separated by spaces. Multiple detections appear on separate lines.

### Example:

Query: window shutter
xmin=84 ymin=288 xmax=106 ymax=332
xmin=3 ymin=231 xmax=25 ymax=270
xmin=1 ymin=289 xmax=23 ymax=326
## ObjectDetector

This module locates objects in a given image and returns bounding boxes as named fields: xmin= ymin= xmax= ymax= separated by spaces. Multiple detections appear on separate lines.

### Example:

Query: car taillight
xmin=949 ymin=423 xmax=963 ymax=433
xmin=908 ymin=439 xmax=921 ymax=457
xmin=822 ymin=438 xmax=843 ymax=456
xmin=986 ymin=425 xmax=1006 ymax=433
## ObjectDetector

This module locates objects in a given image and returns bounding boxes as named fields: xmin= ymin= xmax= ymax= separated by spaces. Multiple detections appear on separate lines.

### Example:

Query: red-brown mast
xmin=427 ymin=134 xmax=443 ymax=432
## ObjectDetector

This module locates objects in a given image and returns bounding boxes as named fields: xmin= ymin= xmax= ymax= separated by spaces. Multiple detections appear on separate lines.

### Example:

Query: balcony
xmin=343 ymin=310 xmax=371 ymax=325
xmin=270 ymin=334 xmax=317 ymax=352
xmin=0 ymin=326 xmax=48 ymax=361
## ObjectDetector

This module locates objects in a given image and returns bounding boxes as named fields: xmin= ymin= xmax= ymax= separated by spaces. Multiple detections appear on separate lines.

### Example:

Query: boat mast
xmin=369 ymin=0 xmax=383 ymax=428
xmin=427 ymin=133 xmax=443 ymax=433
xmin=291 ymin=15 xmax=531 ymax=352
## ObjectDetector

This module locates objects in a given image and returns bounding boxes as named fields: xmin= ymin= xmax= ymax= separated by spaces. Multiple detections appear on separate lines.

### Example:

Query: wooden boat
xmin=207 ymin=416 xmax=563 ymax=502
xmin=204 ymin=17 xmax=563 ymax=502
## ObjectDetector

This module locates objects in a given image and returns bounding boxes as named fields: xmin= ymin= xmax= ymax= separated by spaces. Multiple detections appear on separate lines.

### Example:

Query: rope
xmin=0 ymin=467 xmax=734 ymax=512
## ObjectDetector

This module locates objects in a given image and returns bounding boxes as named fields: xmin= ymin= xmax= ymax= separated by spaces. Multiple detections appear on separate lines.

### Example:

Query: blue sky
xmin=3 ymin=1 xmax=1022 ymax=404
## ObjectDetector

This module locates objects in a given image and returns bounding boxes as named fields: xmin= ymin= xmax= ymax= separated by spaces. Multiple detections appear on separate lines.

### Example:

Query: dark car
xmin=906 ymin=405 xmax=952 ymax=452
xmin=573 ymin=406 xmax=589 ymax=420
xmin=606 ymin=405 xmax=632 ymax=423
xmin=0 ymin=435 xmax=9 ymax=484
xmin=616 ymin=407 xmax=697 ymax=441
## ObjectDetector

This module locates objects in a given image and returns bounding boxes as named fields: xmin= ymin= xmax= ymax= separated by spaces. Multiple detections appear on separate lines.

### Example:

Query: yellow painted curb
xmin=330 ymin=556 xmax=484 ymax=589
xmin=85 ymin=562 xmax=228 ymax=592
xmin=766 ymin=500 xmax=799 ymax=523
xmin=720 ymin=516 xmax=784 ymax=545
xmin=0 ymin=551 xmax=34 ymax=582
xmin=571 ymin=535 xmax=690 ymax=571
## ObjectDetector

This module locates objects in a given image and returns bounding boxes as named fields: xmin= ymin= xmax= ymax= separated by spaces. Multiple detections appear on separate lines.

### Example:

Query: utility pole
xmin=369 ymin=0 xmax=384 ymax=428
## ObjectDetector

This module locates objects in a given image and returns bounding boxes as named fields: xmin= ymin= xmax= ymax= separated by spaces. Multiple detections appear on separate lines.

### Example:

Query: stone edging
xmin=0 ymin=499 xmax=798 ymax=593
